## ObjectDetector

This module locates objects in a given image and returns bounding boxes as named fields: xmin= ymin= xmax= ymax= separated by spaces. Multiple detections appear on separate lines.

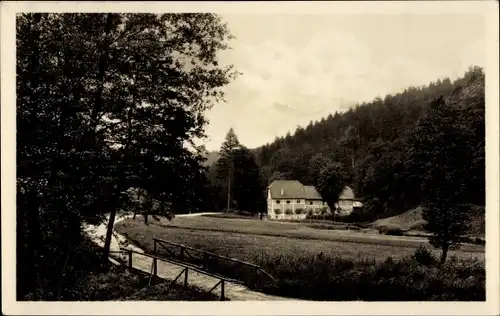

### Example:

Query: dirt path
xmin=84 ymin=212 xmax=294 ymax=301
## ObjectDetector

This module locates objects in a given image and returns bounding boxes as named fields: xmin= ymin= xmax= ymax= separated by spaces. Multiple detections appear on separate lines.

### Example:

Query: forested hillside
xmin=253 ymin=66 xmax=485 ymax=220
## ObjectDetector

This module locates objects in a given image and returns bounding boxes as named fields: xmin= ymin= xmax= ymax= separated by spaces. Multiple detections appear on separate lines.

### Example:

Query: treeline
xmin=254 ymin=66 xmax=485 ymax=220
xmin=207 ymin=128 xmax=266 ymax=213
xmin=17 ymin=13 xmax=235 ymax=300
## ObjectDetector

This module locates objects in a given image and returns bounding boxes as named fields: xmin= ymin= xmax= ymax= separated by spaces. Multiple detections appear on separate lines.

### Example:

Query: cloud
xmin=201 ymin=14 xmax=486 ymax=150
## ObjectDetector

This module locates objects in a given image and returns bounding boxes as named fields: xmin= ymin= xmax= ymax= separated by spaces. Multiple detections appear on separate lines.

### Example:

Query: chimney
xmin=281 ymin=188 xmax=284 ymax=196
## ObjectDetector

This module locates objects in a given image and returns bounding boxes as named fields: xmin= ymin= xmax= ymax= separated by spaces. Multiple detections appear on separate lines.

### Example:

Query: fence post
xmin=203 ymin=253 xmax=208 ymax=270
xmin=153 ymin=258 xmax=157 ymax=277
xmin=220 ymin=280 xmax=225 ymax=301
xmin=180 ymin=247 xmax=185 ymax=260
xmin=184 ymin=268 xmax=188 ymax=288
xmin=253 ymin=267 xmax=258 ymax=288
xmin=128 ymin=250 xmax=132 ymax=268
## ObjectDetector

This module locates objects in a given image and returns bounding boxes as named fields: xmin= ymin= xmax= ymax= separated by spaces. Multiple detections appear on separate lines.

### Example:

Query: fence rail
xmin=109 ymin=248 xmax=231 ymax=300
xmin=153 ymin=238 xmax=276 ymax=288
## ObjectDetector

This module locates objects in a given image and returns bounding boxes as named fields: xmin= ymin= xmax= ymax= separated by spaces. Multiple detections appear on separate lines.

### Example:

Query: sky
xmin=200 ymin=13 xmax=486 ymax=151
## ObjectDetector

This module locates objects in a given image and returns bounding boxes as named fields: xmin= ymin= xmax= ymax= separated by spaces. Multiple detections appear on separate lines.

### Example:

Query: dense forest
xmin=240 ymin=66 xmax=484 ymax=220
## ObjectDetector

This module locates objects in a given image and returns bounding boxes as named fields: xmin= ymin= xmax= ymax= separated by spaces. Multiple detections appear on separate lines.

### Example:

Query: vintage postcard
xmin=1 ymin=1 xmax=499 ymax=315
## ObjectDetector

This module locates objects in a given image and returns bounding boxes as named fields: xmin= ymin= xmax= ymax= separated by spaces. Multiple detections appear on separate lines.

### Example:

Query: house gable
xmin=338 ymin=186 xmax=355 ymax=200
xmin=303 ymin=185 xmax=323 ymax=200
xmin=268 ymin=180 xmax=306 ymax=199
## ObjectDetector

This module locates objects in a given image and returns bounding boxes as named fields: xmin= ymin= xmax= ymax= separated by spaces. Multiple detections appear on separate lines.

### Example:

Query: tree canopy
xmin=16 ymin=13 xmax=235 ymax=300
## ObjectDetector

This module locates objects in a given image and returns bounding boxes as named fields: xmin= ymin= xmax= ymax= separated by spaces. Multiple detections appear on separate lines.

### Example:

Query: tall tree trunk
xmin=226 ymin=172 xmax=231 ymax=212
xmin=55 ymin=241 xmax=72 ymax=300
xmin=103 ymin=184 xmax=124 ymax=262
xmin=440 ymin=242 xmax=449 ymax=266
xmin=100 ymin=14 xmax=118 ymax=263
xmin=103 ymin=206 xmax=117 ymax=262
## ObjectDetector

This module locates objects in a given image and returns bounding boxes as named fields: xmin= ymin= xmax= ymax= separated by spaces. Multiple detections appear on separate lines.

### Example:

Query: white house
xmin=266 ymin=180 xmax=330 ymax=220
xmin=333 ymin=186 xmax=363 ymax=216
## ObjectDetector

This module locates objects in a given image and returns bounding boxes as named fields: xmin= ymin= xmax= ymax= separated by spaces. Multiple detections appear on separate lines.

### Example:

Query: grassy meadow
xmin=120 ymin=215 xmax=484 ymax=258
xmin=115 ymin=215 xmax=485 ymax=301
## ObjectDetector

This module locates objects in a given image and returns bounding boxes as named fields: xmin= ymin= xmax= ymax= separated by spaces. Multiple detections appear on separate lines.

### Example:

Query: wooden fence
xmin=152 ymin=238 xmax=276 ymax=288
xmin=109 ymin=249 xmax=233 ymax=300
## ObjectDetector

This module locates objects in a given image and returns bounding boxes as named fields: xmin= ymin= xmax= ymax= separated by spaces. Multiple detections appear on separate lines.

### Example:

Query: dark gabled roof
xmin=304 ymin=185 xmax=323 ymax=200
xmin=268 ymin=180 xmax=306 ymax=199
xmin=268 ymin=180 xmax=323 ymax=200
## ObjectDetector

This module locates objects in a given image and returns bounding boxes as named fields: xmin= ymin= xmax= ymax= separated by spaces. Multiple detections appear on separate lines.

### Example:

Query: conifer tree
xmin=216 ymin=128 xmax=241 ymax=211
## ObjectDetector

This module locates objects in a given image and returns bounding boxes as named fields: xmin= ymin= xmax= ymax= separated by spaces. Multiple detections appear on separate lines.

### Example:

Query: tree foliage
xmin=212 ymin=130 xmax=265 ymax=213
xmin=409 ymin=91 xmax=483 ymax=263
xmin=16 ymin=13 xmax=235 ymax=300
xmin=316 ymin=163 xmax=348 ymax=210
xmin=232 ymin=147 xmax=266 ymax=214
xmin=215 ymin=128 xmax=242 ymax=211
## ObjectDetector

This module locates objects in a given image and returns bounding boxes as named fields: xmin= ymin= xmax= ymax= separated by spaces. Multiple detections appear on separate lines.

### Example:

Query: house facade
xmin=267 ymin=180 xmax=330 ymax=220
xmin=333 ymin=186 xmax=363 ymax=216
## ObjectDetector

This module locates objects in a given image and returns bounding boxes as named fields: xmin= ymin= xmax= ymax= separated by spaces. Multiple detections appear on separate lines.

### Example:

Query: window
xmin=309 ymin=201 xmax=313 ymax=205
xmin=297 ymin=200 xmax=301 ymax=203
xmin=276 ymin=200 xmax=280 ymax=204
xmin=286 ymin=200 xmax=290 ymax=204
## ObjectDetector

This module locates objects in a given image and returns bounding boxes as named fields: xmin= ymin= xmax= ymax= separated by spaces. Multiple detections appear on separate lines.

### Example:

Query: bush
xmin=257 ymin=252 xmax=485 ymax=301
xmin=295 ymin=208 xmax=305 ymax=214
xmin=284 ymin=209 xmax=293 ymax=215
xmin=474 ymin=237 xmax=485 ymax=246
xmin=336 ymin=210 xmax=376 ymax=223
xmin=274 ymin=209 xmax=282 ymax=215
xmin=378 ymin=226 xmax=404 ymax=236
xmin=306 ymin=213 xmax=335 ymax=221
xmin=412 ymin=246 xmax=437 ymax=267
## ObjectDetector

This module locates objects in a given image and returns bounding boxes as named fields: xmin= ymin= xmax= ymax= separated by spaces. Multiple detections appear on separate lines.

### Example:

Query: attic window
xmin=297 ymin=200 xmax=300 ymax=203
xmin=286 ymin=200 xmax=290 ymax=204
xmin=309 ymin=201 xmax=313 ymax=205
xmin=276 ymin=200 xmax=280 ymax=204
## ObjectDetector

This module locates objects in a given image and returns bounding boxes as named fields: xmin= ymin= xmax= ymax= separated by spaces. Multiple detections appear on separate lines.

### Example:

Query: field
xmin=115 ymin=215 xmax=485 ymax=301
xmin=116 ymin=215 xmax=484 ymax=262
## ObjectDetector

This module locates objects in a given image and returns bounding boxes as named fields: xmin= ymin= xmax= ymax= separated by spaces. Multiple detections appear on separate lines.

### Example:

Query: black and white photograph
xmin=1 ymin=1 xmax=499 ymax=315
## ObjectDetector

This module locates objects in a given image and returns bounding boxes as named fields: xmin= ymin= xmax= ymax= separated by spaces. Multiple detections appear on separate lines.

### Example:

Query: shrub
xmin=274 ymin=208 xmax=282 ymax=215
xmin=378 ymin=226 xmax=404 ymax=236
xmin=257 ymin=252 xmax=485 ymax=301
xmin=295 ymin=208 xmax=304 ymax=214
xmin=474 ymin=237 xmax=485 ymax=246
xmin=412 ymin=245 xmax=437 ymax=267
xmin=305 ymin=213 xmax=335 ymax=221
xmin=284 ymin=209 xmax=293 ymax=215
